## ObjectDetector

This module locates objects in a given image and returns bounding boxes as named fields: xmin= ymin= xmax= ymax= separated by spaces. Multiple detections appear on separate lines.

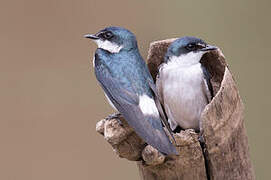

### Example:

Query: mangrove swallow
xmin=157 ymin=36 xmax=217 ymax=132
xmin=85 ymin=27 xmax=177 ymax=155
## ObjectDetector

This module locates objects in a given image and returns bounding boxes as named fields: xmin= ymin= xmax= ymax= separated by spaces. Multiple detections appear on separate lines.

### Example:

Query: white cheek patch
xmin=138 ymin=94 xmax=159 ymax=117
xmin=95 ymin=39 xmax=123 ymax=53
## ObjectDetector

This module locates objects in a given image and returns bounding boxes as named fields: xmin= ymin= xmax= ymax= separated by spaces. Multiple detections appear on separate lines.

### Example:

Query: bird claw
xmin=105 ymin=112 xmax=122 ymax=125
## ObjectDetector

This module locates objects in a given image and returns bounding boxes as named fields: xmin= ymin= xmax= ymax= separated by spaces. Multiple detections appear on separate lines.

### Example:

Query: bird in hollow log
xmin=157 ymin=36 xmax=217 ymax=133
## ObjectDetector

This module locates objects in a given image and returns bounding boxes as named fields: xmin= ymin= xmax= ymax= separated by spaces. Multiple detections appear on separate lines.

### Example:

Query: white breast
xmin=159 ymin=55 xmax=208 ymax=131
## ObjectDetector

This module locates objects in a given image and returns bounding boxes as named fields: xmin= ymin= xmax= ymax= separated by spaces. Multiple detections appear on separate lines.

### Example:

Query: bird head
xmin=164 ymin=36 xmax=217 ymax=64
xmin=84 ymin=26 xmax=138 ymax=53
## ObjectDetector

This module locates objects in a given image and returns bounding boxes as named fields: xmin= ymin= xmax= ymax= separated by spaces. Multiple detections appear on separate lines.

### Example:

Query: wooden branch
xmin=96 ymin=39 xmax=255 ymax=180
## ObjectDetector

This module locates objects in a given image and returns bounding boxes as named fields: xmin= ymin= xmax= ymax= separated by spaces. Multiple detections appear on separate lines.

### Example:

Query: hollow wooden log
xmin=95 ymin=39 xmax=255 ymax=180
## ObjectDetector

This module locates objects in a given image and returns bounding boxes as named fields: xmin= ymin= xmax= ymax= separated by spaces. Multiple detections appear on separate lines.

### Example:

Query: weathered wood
xmin=96 ymin=39 xmax=255 ymax=180
xmin=138 ymin=130 xmax=208 ymax=180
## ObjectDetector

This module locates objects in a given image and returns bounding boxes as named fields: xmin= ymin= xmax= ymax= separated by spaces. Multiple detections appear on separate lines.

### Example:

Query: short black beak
xmin=84 ymin=34 xmax=99 ymax=40
xmin=200 ymin=45 xmax=217 ymax=52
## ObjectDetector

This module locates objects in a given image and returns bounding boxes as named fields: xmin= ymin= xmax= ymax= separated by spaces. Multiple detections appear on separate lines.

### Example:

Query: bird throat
xmin=95 ymin=39 xmax=123 ymax=53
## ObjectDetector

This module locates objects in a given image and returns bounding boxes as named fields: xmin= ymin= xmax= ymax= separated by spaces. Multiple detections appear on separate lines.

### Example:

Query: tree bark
xmin=96 ymin=39 xmax=255 ymax=180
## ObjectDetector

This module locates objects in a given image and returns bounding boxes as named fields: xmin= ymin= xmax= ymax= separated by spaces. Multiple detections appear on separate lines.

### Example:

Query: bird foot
xmin=105 ymin=112 xmax=122 ymax=125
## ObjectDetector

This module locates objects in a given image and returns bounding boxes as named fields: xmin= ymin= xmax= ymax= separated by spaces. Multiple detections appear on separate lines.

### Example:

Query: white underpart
xmin=163 ymin=51 xmax=205 ymax=69
xmin=95 ymin=39 xmax=123 ymax=53
xmin=138 ymin=94 xmax=159 ymax=117
xmin=158 ymin=51 xmax=209 ymax=131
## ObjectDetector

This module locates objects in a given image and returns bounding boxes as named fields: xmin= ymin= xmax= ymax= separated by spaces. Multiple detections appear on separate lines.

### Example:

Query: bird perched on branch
xmin=85 ymin=26 xmax=177 ymax=155
xmin=157 ymin=36 xmax=217 ymax=132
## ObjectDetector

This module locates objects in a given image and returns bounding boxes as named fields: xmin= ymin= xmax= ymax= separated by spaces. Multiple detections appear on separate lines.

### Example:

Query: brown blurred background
xmin=0 ymin=0 xmax=270 ymax=179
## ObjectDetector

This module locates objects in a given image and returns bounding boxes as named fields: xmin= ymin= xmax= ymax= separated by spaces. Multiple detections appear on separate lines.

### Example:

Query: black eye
xmin=186 ymin=43 xmax=196 ymax=51
xmin=102 ymin=31 xmax=113 ymax=39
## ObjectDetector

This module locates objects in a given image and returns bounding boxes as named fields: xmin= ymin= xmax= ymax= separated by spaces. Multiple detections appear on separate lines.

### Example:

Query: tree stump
xmin=95 ymin=39 xmax=255 ymax=180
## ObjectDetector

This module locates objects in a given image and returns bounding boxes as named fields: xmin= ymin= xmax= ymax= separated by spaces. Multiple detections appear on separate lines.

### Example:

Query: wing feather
xmin=95 ymin=56 xmax=177 ymax=155
xmin=148 ymin=79 xmax=176 ymax=145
